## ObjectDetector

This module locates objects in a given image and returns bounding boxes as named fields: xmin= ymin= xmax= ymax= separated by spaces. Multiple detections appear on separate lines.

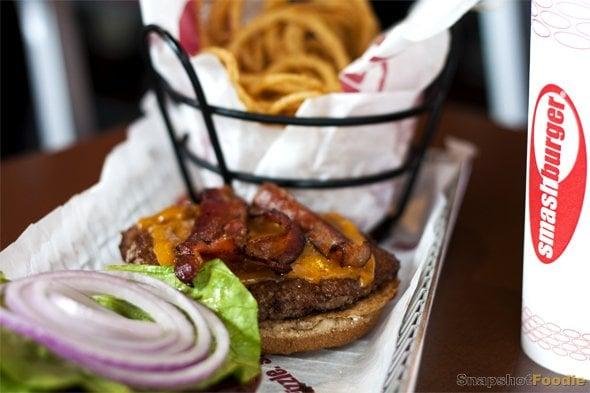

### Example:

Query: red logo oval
xmin=529 ymin=84 xmax=586 ymax=263
xmin=179 ymin=0 xmax=201 ymax=56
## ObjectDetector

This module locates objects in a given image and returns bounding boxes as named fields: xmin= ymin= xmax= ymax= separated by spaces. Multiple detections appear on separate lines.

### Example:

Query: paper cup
xmin=522 ymin=0 xmax=590 ymax=379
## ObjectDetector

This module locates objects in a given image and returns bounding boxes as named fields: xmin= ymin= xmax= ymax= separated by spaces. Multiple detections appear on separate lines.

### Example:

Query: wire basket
xmin=142 ymin=24 xmax=459 ymax=240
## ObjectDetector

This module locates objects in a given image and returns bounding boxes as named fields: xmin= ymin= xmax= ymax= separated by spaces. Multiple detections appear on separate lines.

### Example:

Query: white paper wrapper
xmin=0 ymin=95 xmax=475 ymax=391
xmin=139 ymin=0 xmax=476 ymax=231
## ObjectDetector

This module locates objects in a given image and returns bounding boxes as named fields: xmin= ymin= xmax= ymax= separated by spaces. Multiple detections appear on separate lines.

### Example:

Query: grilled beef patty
xmin=249 ymin=245 xmax=399 ymax=321
xmin=119 ymin=225 xmax=158 ymax=265
xmin=120 ymin=226 xmax=399 ymax=321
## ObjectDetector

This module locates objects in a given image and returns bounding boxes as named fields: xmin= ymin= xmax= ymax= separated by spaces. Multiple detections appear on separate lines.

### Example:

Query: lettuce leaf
xmin=108 ymin=259 xmax=261 ymax=385
xmin=0 ymin=328 xmax=131 ymax=393
xmin=92 ymin=295 xmax=154 ymax=322
xmin=0 ymin=259 xmax=260 ymax=391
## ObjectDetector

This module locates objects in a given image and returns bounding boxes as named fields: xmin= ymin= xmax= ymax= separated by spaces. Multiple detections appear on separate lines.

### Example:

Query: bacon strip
xmin=252 ymin=183 xmax=371 ymax=267
xmin=192 ymin=187 xmax=248 ymax=245
xmin=175 ymin=187 xmax=248 ymax=284
xmin=244 ymin=208 xmax=305 ymax=274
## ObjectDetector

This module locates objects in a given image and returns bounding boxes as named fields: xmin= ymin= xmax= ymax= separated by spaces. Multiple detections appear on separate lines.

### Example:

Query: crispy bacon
xmin=174 ymin=187 xmax=248 ymax=284
xmin=173 ymin=183 xmax=370 ymax=283
xmin=253 ymin=183 xmax=371 ymax=267
xmin=192 ymin=187 xmax=248 ymax=245
xmin=244 ymin=208 xmax=305 ymax=274
xmin=174 ymin=252 xmax=204 ymax=285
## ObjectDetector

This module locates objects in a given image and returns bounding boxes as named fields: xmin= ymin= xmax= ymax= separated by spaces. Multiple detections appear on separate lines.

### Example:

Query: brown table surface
xmin=1 ymin=104 xmax=586 ymax=392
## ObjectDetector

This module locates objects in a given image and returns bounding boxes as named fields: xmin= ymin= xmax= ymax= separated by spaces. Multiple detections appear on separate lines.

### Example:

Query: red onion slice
xmin=0 ymin=270 xmax=230 ymax=389
xmin=5 ymin=273 xmax=204 ymax=370
xmin=25 ymin=281 xmax=182 ymax=352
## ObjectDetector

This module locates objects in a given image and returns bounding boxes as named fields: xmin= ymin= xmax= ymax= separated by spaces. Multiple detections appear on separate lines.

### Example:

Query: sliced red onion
xmin=36 ymin=278 xmax=192 ymax=354
xmin=0 ymin=270 xmax=230 ymax=389
xmin=5 ymin=273 xmax=203 ymax=369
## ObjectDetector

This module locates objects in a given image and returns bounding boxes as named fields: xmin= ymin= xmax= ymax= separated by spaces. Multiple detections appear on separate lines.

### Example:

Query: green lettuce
xmin=0 ymin=259 xmax=260 ymax=392
xmin=108 ymin=259 xmax=261 ymax=386
xmin=92 ymin=295 xmax=153 ymax=322
xmin=0 ymin=328 xmax=131 ymax=393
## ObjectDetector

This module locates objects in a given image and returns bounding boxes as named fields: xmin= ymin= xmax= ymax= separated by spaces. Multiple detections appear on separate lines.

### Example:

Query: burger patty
xmin=120 ymin=227 xmax=399 ymax=321
xmin=249 ymin=245 xmax=399 ymax=321
xmin=119 ymin=226 xmax=158 ymax=266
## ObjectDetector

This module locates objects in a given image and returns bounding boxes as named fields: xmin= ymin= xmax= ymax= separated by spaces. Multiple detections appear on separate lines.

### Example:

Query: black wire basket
xmin=142 ymin=24 xmax=459 ymax=240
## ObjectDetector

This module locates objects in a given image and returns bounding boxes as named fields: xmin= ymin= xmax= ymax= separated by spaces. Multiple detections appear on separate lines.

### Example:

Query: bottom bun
xmin=260 ymin=279 xmax=399 ymax=355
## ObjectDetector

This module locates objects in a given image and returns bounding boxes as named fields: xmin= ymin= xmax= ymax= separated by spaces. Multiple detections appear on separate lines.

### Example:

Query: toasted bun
xmin=260 ymin=279 xmax=399 ymax=355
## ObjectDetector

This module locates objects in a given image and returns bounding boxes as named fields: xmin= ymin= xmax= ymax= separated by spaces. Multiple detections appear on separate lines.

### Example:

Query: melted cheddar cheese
xmin=136 ymin=205 xmax=374 ymax=287
xmin=232 ymin=213 xmax=375 ymax=287
xmin=287 ymin=243 xmax=375 ymax=287
xmin=286 ymin=213 xmax=375 ymax=287
xmin=137 ymin=205 xmax=198 ymax=265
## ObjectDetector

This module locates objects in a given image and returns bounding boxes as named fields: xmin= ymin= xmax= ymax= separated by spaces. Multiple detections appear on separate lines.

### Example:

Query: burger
xmin=120 ymin=183 xmax=399 ymax=354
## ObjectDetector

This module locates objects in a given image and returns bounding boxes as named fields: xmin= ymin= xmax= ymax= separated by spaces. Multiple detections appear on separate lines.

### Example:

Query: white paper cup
xmin=522 ymin=0 xmax=590 ymax=379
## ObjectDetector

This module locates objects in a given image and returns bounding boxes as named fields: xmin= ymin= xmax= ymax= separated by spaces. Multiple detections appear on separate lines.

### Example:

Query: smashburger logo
xmin=529 ymin=84 xmax=586 ymax=263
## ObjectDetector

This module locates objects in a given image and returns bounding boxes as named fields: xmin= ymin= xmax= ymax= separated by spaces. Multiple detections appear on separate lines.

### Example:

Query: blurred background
xmin=1 ymin=0 xmax=531 ymax=159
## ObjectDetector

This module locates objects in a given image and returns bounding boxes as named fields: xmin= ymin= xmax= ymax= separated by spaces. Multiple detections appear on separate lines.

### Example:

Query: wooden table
xmin=1 ymin=105 xmax=586 ymax=392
